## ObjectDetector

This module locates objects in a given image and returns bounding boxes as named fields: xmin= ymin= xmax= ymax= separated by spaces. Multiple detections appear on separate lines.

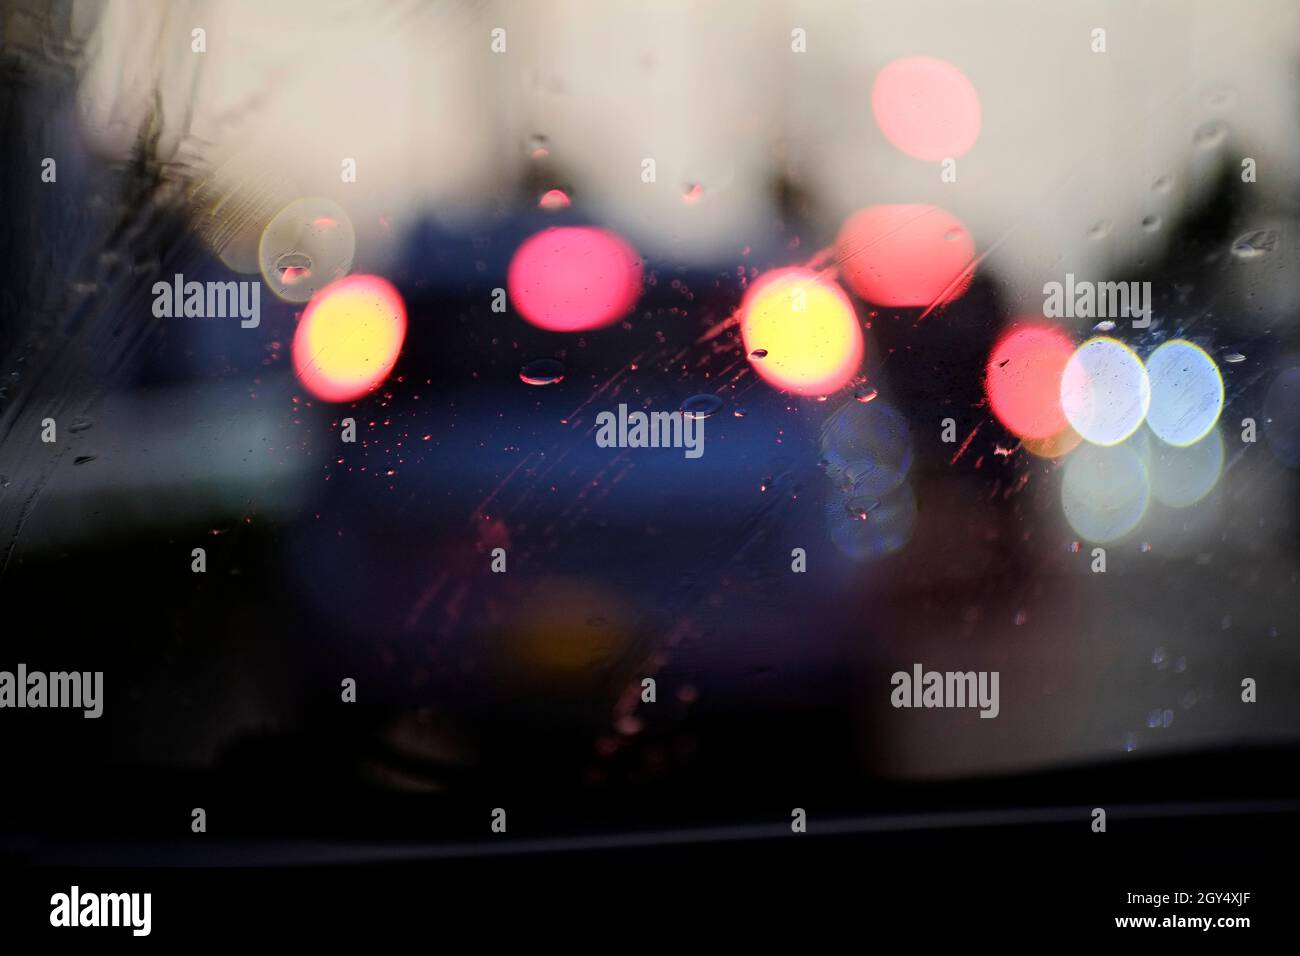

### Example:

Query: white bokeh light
xmin=1148 ymin=425 xmax=1224 ymax=508
xmin=1145 ymin=340 xmax=1225 ymax=446
xmin=1060 ymin=337 xmax=1151 ymax=446
xmin=1061 ymin=440 xmax=1151 ymax=543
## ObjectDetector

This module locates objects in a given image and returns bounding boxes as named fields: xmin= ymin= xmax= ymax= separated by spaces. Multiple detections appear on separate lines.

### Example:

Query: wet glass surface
xmin=1 ymin=2 xmax=1299 ymax=878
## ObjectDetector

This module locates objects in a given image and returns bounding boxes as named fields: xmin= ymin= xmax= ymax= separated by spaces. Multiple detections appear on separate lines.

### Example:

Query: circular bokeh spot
xmin=985 ymin=323 xmax=1075 ymax=439
xmin=1061 ymin=440 xmax=1151 ymax=543
xmin=1145 ymin=339 xmax=1224 ymax=446
xmin=820 ymin=398 xmax=913 ymax=497
xmin=826 ymin=481 xmax=917 ymax=560
xmin=259 ymin=197 xmax=357 ymax=303
xmin=507 ymin=227 xmax=642 ymax=332
xmin=835 ymin=204 xmax=975 ymax=308
xmin=871 ymin=56 xmax=981 ymax=162
xmin=1148 ymin=426 xmax=1224 ymax=508
xmin=739 ymin=267 xmax=863 ymax=396
xmin=292 ymin=275 xmax=407 ymax=403
xmin=1060 ymin=337 xmax=1151 ymax=446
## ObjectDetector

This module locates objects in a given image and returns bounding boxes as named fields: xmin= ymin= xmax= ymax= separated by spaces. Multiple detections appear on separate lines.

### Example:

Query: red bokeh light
xmin=985 ymin=323 xmax=1075 ymax=439
xmin=872 ymin=56 xmax=981 ymax=162
xmin=835 ymin=204 xmax=976 ymax=308
xmin=508 ymin=227 xmax=642 ymax=332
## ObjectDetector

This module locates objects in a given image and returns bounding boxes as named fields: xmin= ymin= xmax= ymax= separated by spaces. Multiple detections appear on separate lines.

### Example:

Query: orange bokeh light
xmin=292 ymin=274 xmax=407 ymax=402
xmin=1022 ymin=425 xmax=1084 ymax=459
xmin=836 ymin=204 xmax=976 ymax=309
xmin=740 ymin=268 xmax=863 ymax=396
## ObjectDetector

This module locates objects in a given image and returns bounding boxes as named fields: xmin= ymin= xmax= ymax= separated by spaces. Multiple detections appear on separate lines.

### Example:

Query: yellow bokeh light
xmin=292 ymin=275 xmax=407 ymax=403
xmin=740 ymin=268 xmax=863 ymax=396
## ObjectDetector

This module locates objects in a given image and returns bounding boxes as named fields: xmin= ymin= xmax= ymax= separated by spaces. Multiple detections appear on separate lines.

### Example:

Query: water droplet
xmin=821 ymin=401 xmax=912 ymax=498
xmin=276 ymin=252 xmax=313 ymax=285
xmin=1224 ymin=352 xmax=1245 ymax=364
xmin=681 ymin=393 xmax=722 ymax=419
xmin=1152 ymin=174 xmax=1173 ymax=193
xmin=853 ymin=386 xmax=878 ymax=404
xmin=943 ymin=228 xmax=963 ymax=241
xmin=1086 ymin=220 xmax=1112 ymax=240
xmin=260 ymin=198 xmax=356 ymax=303
xmin=1193 ymin=120 xmax=1227 ymax=148
xmin=519 ymin=358 xmax=565 ymax=386
xmin=1230 ymin=229 xmax=1277 ymax=260
xmin=845 ymin=495 xmax=879 ymax=520
xmin=73 ymin=455 xmax=96 ymax=465
xmin=526 ymin=134 xmax=549 ymax=159
xmin=732 ymin=406 xmax=747 ymax=419
xmin=749 ymin=348 xmax=768 ymax=360
xmin=68 ymin=417 xmax=93 ymax=433
xmin=681 ymin=183 xmax=704 ymax=204
xmin=1093 ymin=320 xmax=1116 ymax=333
xmin=1140 ymin=541 xmax=1153 ymax=553
xmin=1140 ymin=215 xmax=1161 ymax=232
xmin=0 ymin=475 xmax=10 ymax=488
xmin=1202 ymin=85 xmax=1237 ymax=110
xmin=538 ymin=188 xmax=571 ymax=211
